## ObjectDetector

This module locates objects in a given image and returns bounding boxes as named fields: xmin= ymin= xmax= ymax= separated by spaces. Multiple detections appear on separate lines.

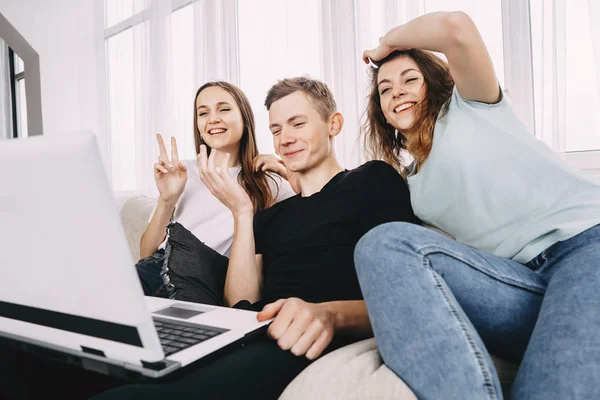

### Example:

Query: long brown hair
xmin=193 ymin=81 xmax=278 ymax=212
xmin=362 ymin=50 xmax=454 ymax=173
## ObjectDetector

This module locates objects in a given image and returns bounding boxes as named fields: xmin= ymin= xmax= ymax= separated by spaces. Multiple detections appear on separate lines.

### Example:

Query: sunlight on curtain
xmin=105 ymin=23 xmax=147 ymax=191
xmin=104 ymin=0 xmax=148 ymax=28
xmin=103 ymin=0 xmax=526 ymax=193
xmin=238 ymin=0 xmax=322 ymax=154
xmin=168 ymin=4 xmax=195 ymax=161
xmin=530 ymin=0 xmax=600 ymax=153
xmin=422 ymin=0 xmax=505 ymax=89
xmin=104 ymin=0 xmax=241 ymax=195
xmin=18 ymin=79 xmax=27 ymax=138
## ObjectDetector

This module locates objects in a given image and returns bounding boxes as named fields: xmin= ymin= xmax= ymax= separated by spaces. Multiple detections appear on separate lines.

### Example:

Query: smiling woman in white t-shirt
xmin=137 ymin=81 xmax=294 ymax=297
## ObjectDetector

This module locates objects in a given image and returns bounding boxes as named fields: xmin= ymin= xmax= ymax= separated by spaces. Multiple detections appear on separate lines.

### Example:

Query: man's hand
xmin=198 ymin=145 xmax=254 ymax=218
xmin=257 ymin=298 xmax=335 ymax=360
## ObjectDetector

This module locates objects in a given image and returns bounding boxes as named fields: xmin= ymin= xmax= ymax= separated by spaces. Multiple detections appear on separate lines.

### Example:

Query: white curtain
xmin=318 ymin=0 xmax=420 ymax=169
xmin=320 ymin=0 xmax=364 ymax=168
xmin=103 ymin=0 xmax=514 ymax=194
xmin=0 ymin=39 xmax=12 ymax=140
xmin=588 ymin=0 xmax=600 ymax=124
xmin=104 ymin=0 xmax=239 ymax=196
xmin=530 ymin=0 xmax=600 ymax=154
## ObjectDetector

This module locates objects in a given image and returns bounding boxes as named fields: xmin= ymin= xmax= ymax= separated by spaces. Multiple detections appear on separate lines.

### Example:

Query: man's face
xmin=268 ymin=91 xmax=334 ymax=173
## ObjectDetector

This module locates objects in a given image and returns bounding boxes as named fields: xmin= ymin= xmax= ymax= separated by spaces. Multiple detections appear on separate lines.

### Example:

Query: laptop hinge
xmin=81 ymin=346 xmax=106 ymax=357
xmin=141 ymin=359 xmax=169 ymax=371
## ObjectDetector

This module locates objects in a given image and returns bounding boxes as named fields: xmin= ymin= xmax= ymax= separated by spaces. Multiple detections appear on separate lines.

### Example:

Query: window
xmin=103 ymin=0 xmax=209 ymax=193
xmin=105 ymin=23 xmax=147 ymax=191
xmin=562 ymin=3 xmax=600 ymax=152
xmin=530 ymin=0 xmax=600 ymax=173
xmin=101 ymin=0 xmax=600 ymax=193
xmin=104 ymin=0 xmax=149 ymax=28
xmin=104 ymin=1 xmax=150 ymax=191
xmin=8 ymin=48 xmax=27 ymax=138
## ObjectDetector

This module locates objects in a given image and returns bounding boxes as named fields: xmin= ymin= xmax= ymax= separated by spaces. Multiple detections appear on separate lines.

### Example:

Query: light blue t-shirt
xmin=407 ymin=87 xmax=600 ymax=263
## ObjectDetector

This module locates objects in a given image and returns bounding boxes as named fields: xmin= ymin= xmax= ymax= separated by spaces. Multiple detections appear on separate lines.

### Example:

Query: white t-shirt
xmin=150 ymin=159 xmax=295 ymax=257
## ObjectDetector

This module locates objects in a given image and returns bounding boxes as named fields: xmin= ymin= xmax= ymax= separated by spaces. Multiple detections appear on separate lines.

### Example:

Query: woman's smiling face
xmin=377 ymin=54 xmax=427 ymax=135
xmin=195 ymin=86 xmax=245 ymax=150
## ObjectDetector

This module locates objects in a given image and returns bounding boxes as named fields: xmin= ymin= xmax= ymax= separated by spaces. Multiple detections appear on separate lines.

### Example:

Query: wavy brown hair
xmin=362 ymin=50 xmax=454 ymax=173
xmin=193 ymin=81 xmax=278 ymax=212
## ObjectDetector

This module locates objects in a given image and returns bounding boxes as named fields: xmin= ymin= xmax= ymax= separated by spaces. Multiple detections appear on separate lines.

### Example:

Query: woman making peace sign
xmin=136 ymin=81 xmax=294 ymax=303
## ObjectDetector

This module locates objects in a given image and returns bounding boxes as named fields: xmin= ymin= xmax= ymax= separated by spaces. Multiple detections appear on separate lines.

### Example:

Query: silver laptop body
xmin=0 ymin=132 xmax=268 ymax=378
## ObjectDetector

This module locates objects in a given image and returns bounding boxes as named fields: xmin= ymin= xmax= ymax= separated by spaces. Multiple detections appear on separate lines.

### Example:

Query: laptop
xmin=0 ymin=131 xmax=270 ymax=379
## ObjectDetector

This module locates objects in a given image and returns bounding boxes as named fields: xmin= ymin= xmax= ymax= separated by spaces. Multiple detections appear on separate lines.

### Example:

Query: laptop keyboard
xmin=152 ymin=317 xmax=228 ymax=356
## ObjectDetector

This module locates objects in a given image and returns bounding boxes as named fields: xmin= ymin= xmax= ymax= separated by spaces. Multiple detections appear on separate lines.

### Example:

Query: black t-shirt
xmin=254 ymin=160 xmax=418 ymax=304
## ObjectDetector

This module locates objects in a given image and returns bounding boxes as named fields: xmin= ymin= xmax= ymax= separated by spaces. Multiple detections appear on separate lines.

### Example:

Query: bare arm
xmin=365 ymin=11 xmax=500 ymax=104
xmin=139 ymin=198 xmax=176 ymax=259
xmin=223 ymin=212 xmax=263 ymax=306
xmin=322 ymin=300 xmax=372 ymax=337
xmin=140 ymin=134 xmax=187 ymax=259
xmin=257 ymin=298 xmax=372 ymax=360
xmin=197 ymin=145 xmax=263 ymax=306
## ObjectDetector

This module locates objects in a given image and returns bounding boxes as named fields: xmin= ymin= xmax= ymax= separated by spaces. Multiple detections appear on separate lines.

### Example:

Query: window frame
xmin=8 ymin=48 xmax=18 ymax=139
xmin=0 ymin=11 xmax=42 ymax=137
xmin=7 ymin=47 xmax=26 ymax=139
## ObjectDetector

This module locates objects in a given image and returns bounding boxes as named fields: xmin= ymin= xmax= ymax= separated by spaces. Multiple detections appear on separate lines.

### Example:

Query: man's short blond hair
xmin=264 ymin=76 xmax=337 ymax=122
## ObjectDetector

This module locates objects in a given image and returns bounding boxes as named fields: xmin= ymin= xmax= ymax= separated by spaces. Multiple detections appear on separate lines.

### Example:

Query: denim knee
xmin=354 ymin=222 xmax=421 ymax=273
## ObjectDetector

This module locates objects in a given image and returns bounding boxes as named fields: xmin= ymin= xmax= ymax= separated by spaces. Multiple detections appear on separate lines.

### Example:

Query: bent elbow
xmin=444 ymin=11 xmax=476 ymax=48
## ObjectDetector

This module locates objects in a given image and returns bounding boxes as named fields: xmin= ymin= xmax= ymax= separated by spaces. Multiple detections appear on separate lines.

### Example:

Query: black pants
xmin=0 ymin=335 xmax=314 ymax=400
xmin=92 ymin=336 xmax=313 ymax=400
xmin=0 ymin=344 xmax=125 ymax=399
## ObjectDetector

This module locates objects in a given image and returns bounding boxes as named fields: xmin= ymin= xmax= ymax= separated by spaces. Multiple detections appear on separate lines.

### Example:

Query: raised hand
xmin=198 ymin=145 xmax=254 ymax=218
xmin=254 ymin=154 xmax=287 ymax=177
xmin=154 ymin=134 xmax=188 ymax=204
xmin=253 ymin=154 xmax=301 ymax=194
xmin=257 ymin=298 xmax=335 ymax=360
xmin=362 ymin=35 xmax=407 ymax=65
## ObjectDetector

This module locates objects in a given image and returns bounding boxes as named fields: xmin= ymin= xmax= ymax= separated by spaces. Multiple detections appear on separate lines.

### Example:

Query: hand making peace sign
xmin=154 ymin=134 xmax=188 ymax=204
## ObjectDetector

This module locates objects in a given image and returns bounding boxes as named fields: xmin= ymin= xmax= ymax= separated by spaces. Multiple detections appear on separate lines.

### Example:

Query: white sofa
xmin=120 ymin=196 xmax=519 ymax=399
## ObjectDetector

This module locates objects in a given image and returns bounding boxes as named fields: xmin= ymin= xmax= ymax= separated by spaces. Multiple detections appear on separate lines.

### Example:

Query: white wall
xmin=0 ymin=0 xmax=105 ymax=153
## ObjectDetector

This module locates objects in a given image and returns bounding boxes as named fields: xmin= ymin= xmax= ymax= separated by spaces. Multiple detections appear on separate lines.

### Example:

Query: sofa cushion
xmin=280 ymin=338 xmax=417 ymax=400
xmin=280 ymin=337 xmax=519 ymax=399
xmin=119 ymin=196 xmax=520 ymax=398
xmin=119 ymin=196 xmax=156 ymax=261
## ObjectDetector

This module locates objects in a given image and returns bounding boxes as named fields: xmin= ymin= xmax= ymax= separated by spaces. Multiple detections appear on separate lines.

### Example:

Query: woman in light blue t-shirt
xmin=355 ymin=11 xmax=600 ymax=400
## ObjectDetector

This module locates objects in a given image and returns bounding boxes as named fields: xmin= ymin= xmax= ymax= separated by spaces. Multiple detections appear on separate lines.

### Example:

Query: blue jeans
xmin=136 ymin=249 xmax=166 ymax=296
xmin=354 ymin=222 xmax=600 ymax=400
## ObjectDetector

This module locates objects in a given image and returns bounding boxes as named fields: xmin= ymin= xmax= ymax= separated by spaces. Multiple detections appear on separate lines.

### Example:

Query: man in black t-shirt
xmin=254 ymin=160 xmax=415 ymax=305
xmin=192 ymin=77 xmax=417 ymax=397
xmin=88 ymin=78 xmax=417 ymax=400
